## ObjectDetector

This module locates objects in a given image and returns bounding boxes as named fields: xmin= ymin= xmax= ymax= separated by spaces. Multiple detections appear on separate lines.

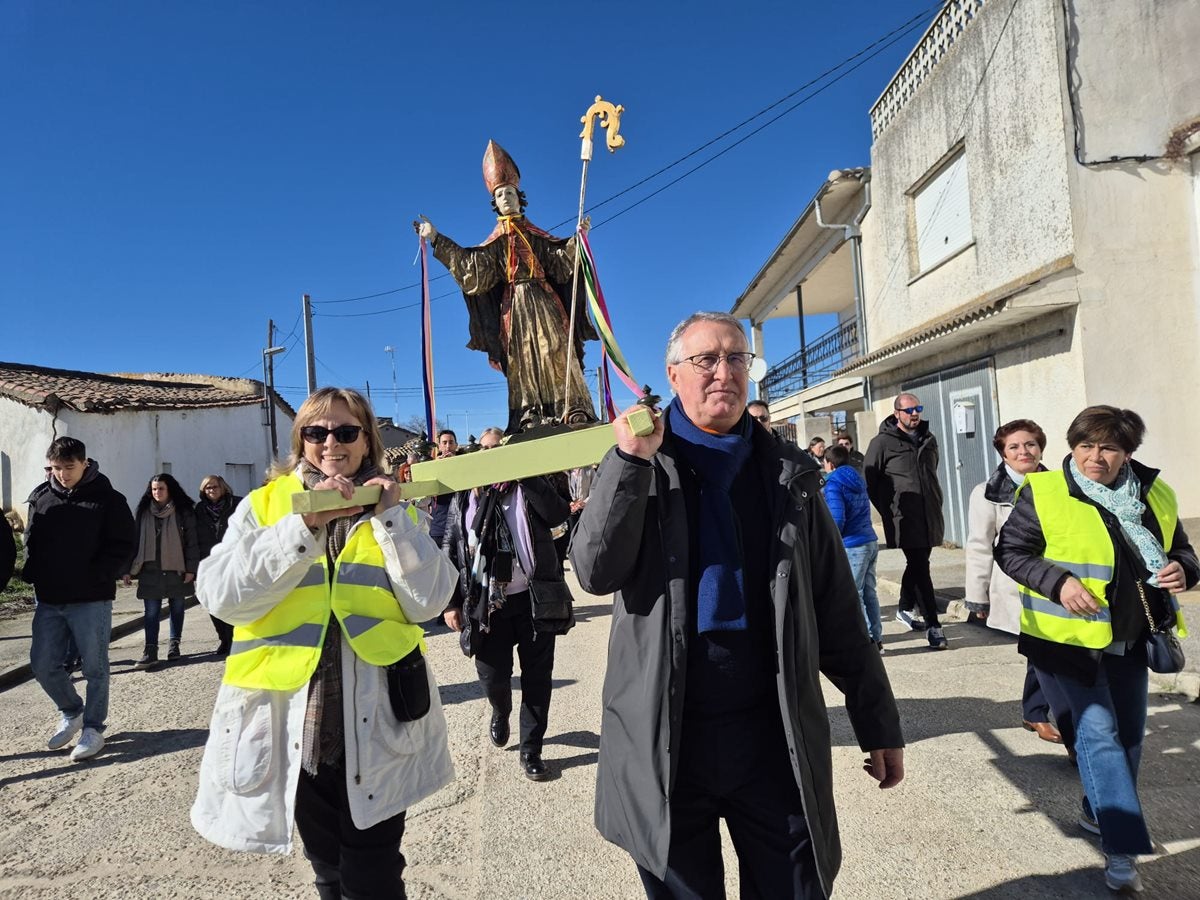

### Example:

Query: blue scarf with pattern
xmin=668 ymin=397 xmax=753 ymax=633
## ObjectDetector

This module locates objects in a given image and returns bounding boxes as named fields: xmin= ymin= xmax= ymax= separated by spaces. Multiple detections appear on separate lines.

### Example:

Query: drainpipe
xmin=814 ymin=168 xmax=872 ymax=406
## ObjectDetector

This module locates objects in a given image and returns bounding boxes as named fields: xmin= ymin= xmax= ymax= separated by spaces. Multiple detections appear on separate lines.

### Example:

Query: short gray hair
xmin=665 ymin=311 xmax=748 ymax=367
xmin=480 ymin=426 xmax=505 ymax=441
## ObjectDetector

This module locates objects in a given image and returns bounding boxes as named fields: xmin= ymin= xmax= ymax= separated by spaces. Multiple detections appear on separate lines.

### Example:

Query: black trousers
xmin=637 ymin=711 xmax=823 ymax=900
xmin=295 ymin=762 xmax=407 ymax=900
xmin=208 ymin=614 xmax=233 ymax=647
xmin=474 ymin=590 xmax=556 ymax=754
xmin=900 ymin=546 xmax=940 ymax=627
xmin=1021 ymin=659 xmax=1075 ymax=748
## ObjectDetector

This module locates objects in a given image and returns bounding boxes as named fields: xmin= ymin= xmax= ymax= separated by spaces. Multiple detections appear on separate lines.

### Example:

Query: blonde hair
xmin=268 ymin=387 xmax=385 ymax=480
xmin=199 ymin=474 xmax=234 ymax=498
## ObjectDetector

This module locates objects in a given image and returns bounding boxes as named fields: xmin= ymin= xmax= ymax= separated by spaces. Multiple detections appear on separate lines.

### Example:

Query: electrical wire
xmin=313 ymin=288 xmax=460 ymax=319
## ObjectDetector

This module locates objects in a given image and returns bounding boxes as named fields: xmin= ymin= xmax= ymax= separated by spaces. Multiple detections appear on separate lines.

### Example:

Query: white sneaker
xmin=70 ymin=727 xmax=105 ymax=762
xmin=1104 ymin=854 xmax=1143 ymax=893
xmin=48 ymin=713 xmax=83 ymax=750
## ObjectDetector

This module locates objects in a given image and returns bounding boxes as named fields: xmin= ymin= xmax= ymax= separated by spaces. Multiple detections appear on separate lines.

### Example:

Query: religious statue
xmin=417 ymin=141 xmax=599 ymax=435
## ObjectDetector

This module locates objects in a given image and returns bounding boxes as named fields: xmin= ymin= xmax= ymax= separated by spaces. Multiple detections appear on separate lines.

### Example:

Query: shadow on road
xmin=438 ymin=678 xmax=579 ymax=706
xmin=546 ymin=730 xmax=600 ymax=773
xmin=955 ymin=846 xmax=1200 ymax=898
xmin=0 ymin=727 xmax=208 ymax=789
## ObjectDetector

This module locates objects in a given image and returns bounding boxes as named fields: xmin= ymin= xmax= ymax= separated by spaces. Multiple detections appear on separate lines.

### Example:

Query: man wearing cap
xmin=416 ymin=141 xmax=598 ymax=434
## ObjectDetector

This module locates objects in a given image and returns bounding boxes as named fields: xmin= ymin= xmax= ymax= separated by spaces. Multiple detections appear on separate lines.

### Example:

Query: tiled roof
xmin=0 ymin=361 xmax=296 ymax=415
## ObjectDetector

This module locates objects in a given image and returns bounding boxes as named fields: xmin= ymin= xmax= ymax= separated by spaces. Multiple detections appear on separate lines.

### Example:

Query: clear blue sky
xmin=1 ymin=0 xmax=937 ymax=437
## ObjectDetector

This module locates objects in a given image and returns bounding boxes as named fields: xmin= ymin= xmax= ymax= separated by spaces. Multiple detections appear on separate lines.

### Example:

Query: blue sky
xmin=1 ymin=0 xmax=937 ymax=437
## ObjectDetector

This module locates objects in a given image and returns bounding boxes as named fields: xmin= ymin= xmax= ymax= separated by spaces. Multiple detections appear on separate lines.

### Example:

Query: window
xmin=912 ymin=148 xmax=972 ymax=274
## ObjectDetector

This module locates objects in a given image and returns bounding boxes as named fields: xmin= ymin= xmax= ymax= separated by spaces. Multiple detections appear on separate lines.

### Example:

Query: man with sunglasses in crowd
xmin=864 ymin=393 xmax=949 ymax=650
xmin=572 ymin=311 xmax=903 ymax=899
xmin=746 ymin=400 xmax=771 ymax=431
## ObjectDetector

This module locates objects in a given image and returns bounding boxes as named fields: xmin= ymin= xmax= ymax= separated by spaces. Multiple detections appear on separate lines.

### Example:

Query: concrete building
xmin=734 ymin=0 xmax=1200 ymax=542
xmin=0 ymin=362 xmax=294 ymax=518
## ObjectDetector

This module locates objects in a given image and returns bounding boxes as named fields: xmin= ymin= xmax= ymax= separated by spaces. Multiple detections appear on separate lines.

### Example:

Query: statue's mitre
xmin=482 ymin=140 xmax=521 ymax=194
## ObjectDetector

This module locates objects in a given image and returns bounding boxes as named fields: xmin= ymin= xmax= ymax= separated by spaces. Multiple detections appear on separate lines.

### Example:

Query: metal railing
xmin=762 ymin=317 xmax=859 ymax=401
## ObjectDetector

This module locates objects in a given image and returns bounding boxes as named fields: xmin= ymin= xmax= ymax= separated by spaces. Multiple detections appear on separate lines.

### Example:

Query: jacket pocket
xmin=385 ymin=647 xmax=431 ymax=722
xmin=212 ymin=694 xmax=275 ymax=794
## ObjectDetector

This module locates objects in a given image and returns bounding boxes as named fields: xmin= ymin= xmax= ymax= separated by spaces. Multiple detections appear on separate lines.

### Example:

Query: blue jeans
xmin=1034 ymin=652 xmax=1152 ymax=854
xmin=30 ymin=600 xmax=112 ymax=732
xmin=143 ymin=597 xmax=186 ymax=645
xmin=844 ymin=541 xmax=882 ymax=642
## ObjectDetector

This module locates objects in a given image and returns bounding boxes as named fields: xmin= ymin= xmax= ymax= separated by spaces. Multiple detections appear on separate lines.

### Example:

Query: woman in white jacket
xmin=965 ymin=418 xmax=1073 ymax=759
xmin=191 ymin=387 xmax=457 ymax=900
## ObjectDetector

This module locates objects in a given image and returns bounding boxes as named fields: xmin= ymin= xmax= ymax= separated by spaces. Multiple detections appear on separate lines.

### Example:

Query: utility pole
xmin=302 ymin=293 xmax=316 ymax=395
xmin=266 ymin=319 xmax=279 ymax=456
xmin=384 ymin=345 xmax=398 ymax=425
xmin=595 ymin=366 xmax=604 ymax=422
xmin=262 ymin=342 xmax=287 ymax=463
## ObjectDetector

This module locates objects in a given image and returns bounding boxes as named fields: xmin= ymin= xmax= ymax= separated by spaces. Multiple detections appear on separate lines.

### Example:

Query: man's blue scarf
xmin=667 ymin=397 xmax=753 ymax=633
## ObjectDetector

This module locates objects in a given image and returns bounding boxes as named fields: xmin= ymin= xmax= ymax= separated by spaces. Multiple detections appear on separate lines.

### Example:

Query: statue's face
xmin=493 ymin=185 xmax=521 ymax=216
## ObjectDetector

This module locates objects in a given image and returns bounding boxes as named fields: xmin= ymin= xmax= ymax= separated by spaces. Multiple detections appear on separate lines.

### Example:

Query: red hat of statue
xmin=482 ymin=140 xmax=521 ymax=195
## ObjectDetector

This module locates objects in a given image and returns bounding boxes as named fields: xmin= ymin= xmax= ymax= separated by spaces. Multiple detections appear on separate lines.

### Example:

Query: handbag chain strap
xmin=1135 ymin=579 xmax=1161 ymax=633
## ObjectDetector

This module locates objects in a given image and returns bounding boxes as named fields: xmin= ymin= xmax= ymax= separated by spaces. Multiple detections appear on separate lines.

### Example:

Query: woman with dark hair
xmin=123 ymin=473 xmax=200 ymax=669
xmin=195 ymin=475 xmax=242 ymax=656
xmin=191 ymin=387 xmax=457 ymax=900
xmin=966 ymin=419 xmax=1073 ymax=759
xmin=996 ymin=406 xmax=1198 ymax=893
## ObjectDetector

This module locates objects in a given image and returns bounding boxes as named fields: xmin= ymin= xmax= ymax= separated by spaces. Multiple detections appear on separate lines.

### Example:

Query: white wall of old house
xmin=861 ymin=0 xmax=1075 ymax=347
xmin=0 ymin=397 xmax=56 ymax=517
xmin=1063 ymin=1 xmax=1200 ymax=513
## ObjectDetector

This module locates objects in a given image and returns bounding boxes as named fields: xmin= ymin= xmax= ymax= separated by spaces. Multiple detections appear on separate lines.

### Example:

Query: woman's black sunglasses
xmin=300 ymin=425 xmax=363 ymax=444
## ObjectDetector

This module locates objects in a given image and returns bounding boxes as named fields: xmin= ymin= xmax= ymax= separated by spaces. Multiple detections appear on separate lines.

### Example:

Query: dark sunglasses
xmin=753 ymin=414 xmax=770 ymax=423
xmin=896 ymin=405 xmax=923 ymax=415
xmin=300 ymin=424 xmax=363 ymax=444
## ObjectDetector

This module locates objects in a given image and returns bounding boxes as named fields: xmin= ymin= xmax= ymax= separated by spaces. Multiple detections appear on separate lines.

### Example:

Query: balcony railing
xmin=762 ymin=318 xmax=859 ymax=401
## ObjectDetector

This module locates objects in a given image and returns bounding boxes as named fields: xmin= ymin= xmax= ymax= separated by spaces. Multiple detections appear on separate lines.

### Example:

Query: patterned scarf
xmin=298 ymin=458 xmax=381 ymax=774
xmin=667 ymin=397 xmax=753 ymax=633
xmin=1069 ymin=458 xmax=1168 ymax=586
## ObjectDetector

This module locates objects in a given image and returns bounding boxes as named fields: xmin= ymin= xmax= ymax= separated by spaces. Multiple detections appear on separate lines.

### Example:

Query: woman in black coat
xmin=123 ymin=473 xmax=200 ymax=669
xmin=195 ymin=475 xmax=242 ymax=656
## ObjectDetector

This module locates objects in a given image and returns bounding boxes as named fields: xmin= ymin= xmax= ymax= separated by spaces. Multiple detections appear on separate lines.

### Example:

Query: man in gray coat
xmin=864 ymin=393 xmax=948 ymax=650
xmin=571 ymin=312 xmax=904 ymax=899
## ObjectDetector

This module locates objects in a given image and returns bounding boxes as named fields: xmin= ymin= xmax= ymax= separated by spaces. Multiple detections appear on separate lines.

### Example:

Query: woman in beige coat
xmin=965 ymin=419 xmax=1073 ymax=758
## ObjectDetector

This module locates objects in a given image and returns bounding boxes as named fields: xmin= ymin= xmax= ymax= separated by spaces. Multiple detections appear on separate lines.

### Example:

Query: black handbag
xmin=1137 ymin=580 xmax=1185 ymax=675
xmin=385 ymin=645 xmax=431 ymax=722
xmin=529 ymin=577 xmax=575 ymax=635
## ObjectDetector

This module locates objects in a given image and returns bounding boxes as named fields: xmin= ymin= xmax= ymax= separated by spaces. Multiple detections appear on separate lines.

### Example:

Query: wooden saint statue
xmin=417 ymin=141 xmax=599 ymax=435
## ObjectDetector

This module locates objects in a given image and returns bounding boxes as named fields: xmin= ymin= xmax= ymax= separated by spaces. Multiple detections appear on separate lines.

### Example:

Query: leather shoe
xmin=1022 ymin=720 xmax=1063 ymax=744
xmin=520 ymin=752 xmax=551 ymax=781
xmin=489 ymin=710 xmax=510 ymax=748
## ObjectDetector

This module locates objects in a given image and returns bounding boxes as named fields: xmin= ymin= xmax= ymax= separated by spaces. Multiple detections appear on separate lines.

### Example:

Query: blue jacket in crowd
xmin=822 ymin=465 xmax=877 ymax=548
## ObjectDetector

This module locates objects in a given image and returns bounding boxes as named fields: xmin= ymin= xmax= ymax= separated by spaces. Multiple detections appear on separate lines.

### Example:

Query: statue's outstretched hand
xmin=414 ymin=216 xmax=437 ymax=242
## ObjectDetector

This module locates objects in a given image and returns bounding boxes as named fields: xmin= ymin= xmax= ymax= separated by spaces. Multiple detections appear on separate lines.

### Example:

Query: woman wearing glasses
xmin=191 ymin=387 xmax=457 ymax=900
xmin=195 ymin=475 xmax=242 ymax=656
xmin=995 ymin=406 xmax=1196 ymax=893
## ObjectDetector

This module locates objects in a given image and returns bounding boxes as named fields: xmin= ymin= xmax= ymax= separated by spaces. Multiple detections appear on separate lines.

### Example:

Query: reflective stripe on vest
xmin=1018 ymin=471 xmax=1188 ymax=648
xmin=223 ymin=473 xmax=425 ymax=690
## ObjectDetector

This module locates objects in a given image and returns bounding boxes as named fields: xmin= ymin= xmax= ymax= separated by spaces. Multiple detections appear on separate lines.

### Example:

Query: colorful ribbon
xmin=420 ymin=236 xmax=436 ymax=438
xmin=577 ymin=229 xmax=642 ymax=403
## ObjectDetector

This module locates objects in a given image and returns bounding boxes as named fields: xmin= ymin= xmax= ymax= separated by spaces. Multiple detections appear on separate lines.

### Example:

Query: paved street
xmin=1 ymin=557 xmax=1199 ymax=899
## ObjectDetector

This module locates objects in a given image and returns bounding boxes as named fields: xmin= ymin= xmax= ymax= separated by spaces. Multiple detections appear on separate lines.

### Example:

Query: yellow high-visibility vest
xmin=223 ymin=473 xmax=424 ymax=691
xmin=1017 ymin=471 xmax=1188 ymax=648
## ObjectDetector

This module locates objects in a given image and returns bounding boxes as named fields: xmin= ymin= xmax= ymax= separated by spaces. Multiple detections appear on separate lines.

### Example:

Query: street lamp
xmin=263 ymin=345 xmax=286 ymax=458
xmin=384 ymin=345 xmax=398 ymax=425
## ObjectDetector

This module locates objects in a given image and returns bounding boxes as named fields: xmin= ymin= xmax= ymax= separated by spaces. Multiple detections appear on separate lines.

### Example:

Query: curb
xmin=0 ymin=597 xmax=201 ymax=694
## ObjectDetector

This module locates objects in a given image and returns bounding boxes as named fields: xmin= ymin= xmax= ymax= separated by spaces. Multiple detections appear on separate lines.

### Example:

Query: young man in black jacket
xmin=25 ymin=437 xmax=136 ymax=762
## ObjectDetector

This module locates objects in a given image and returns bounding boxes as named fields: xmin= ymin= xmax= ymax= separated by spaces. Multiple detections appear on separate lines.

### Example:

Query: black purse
xmin=1137 ymin=580 xmax=1185 ymax=675
xmin=385 ymin=645 xmax=431 ymax=722
xmin=529 ymin=578 xmax=575 ymax=635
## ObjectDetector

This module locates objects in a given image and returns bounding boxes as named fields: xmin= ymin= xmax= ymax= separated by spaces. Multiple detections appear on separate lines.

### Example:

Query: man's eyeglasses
xmin=679 ymin=352 xmax=755 ymax=374
xmin=895 ymin=405 xmax=923 ymax=415
xmin=300 ymin=424 xmax=363 ymax=444
xmin=753 ymin=414 xmax=770 ymax=423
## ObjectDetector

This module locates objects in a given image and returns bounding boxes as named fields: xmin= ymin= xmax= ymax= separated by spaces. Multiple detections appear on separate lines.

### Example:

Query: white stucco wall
xmin=0 ymin=401 xmax=294 ymax=515
xmin=0 ymin=397 xmax=56 ymax=517
xmin=861 ymin=0 xmax=1075 ymax=345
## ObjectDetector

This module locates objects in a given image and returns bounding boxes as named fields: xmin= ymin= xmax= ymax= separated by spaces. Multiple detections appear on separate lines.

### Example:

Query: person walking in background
xmin=427 ymin=429 xmax=459 ymax=548
xmin=807 ymin=436 xmax=826 ymax=464
xmin=834 ymin=431 xmax=865 ymax=474
xmin=25 ymin=437 xmax=136 ymax=762
xmin=823 ymin=444 xmax=883 ymax=653
xmin=865 ymin=392 xmax=949 ymax=650
xmin=442 ymin=426 xmax=576 ymax=781
xmin=572 ymin=312 xmax=903 ymax=898
xmin=0 ymin=506 xmax=15 ymax=592
xmin=995 ymin=406 xmax=1197 ymax=894
xmin=123 ymin=474 xmax=199 ymax=669
xmin=192 ymin=387 xmax=457 ymax=900
xmin=965 ymin=419 xmax=1073 ymax=760
xmin=746 ymin=400 xmax=771 ymax=431
xmin=194 ymin=475 xmax=242 ymax=656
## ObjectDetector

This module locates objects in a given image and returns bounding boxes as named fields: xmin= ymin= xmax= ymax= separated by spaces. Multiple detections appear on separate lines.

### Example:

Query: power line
xmin=313 ymin=272 xmax=453 ymax=305
xmin=313 ymin=288 xmax=460 ymax=319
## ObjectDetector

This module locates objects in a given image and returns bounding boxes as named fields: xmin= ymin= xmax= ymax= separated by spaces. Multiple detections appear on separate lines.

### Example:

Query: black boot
xmin=135 ymin=644 xmax=158 ymax=670
xmin=167 ymin=639 xmax=181 ymax=661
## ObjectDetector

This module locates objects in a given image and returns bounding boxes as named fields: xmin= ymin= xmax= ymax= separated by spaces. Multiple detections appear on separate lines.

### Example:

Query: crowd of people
xmin=2 ymin=309 xmax=1193 ymax=898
